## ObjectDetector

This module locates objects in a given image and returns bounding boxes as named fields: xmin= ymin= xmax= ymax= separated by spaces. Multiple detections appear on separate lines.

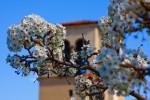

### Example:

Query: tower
xmin=39 ymin=20 xmax=124 ymax=100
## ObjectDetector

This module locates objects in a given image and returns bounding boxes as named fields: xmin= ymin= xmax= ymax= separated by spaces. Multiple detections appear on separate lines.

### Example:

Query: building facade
xmin=39 ymin=20 xmax=124 ymax=100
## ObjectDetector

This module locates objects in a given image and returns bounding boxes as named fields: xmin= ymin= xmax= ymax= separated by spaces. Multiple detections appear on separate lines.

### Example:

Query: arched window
xmin=75 ymin=38 xmax=87 ymax=75
xmin=63 ymin=39 xmax=71 ymax=62
xmin=75 ymin=38 xmax=87 ymax=51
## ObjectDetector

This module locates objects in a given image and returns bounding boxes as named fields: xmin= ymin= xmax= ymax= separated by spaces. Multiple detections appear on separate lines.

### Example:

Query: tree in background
xmin=6 ymin=0 xmax=150 ymax=100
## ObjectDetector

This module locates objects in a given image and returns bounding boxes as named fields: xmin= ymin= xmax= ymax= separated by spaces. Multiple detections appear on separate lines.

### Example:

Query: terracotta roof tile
xmin=61 ymin=20 xmax=98 ymax=26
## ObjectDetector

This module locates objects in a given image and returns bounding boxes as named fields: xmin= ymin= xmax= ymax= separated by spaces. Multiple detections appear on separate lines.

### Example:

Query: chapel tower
xmin=39 ymin=20 xmax=124 ymax=100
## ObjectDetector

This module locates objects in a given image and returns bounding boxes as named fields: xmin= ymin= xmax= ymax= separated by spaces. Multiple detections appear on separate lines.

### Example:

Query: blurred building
xmin=39 ymin=20 xmax=124 ymax=100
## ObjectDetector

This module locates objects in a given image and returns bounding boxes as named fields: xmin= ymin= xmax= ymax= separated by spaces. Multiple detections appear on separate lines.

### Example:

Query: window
xmin=75 ymin=38 xmax=87 ymax=75
xmin=75 ymin=38 xmax=87 ymax=51
xmin=63 ymin=39 xmax=71 ymax=62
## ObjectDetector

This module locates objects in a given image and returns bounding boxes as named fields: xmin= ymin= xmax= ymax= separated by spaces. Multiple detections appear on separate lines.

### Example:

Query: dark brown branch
xmin=120 ymin=64 xmax=149 ymax=70
xmin=80 ymin=66 xmax=100 ymax=77
xmin=120 ymin=64 xmax=150 ymax=75
xmin=30 ymin=67 xmax=38 ymax=72
xmin=129 ymin=90 xmax=147 ymax=100
xmin=30 ymin=36 xmax=44 ymax=47
xmin=89 ymin=96 xmax=93 ymax=100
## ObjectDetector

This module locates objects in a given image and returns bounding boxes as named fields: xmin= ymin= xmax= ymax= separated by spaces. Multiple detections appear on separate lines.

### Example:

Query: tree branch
xmin=120 ymin=64 xmax=150 ymax=76
xmin=129 ymin=90 xmax=147 ymax=100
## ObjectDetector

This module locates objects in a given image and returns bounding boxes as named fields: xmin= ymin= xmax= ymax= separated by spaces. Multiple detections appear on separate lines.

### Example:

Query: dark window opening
xmin=69 ymin=89 xmax=73 ymax=97
xmin=63 ymin=40 xmax=71 ymax=62
xmin=75 ymin=38 xmax=87 ymax=51
xmin=75 ymin=38 xmax=88 ymax=75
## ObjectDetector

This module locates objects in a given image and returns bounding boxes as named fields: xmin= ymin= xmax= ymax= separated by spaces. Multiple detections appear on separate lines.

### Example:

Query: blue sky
xmin=0 ymin=0 xmax=150 ymax=100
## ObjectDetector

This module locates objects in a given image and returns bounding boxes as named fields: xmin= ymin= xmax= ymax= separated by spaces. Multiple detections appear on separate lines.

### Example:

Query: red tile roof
xmin=61 ymin=20 xmax=98 ymax=26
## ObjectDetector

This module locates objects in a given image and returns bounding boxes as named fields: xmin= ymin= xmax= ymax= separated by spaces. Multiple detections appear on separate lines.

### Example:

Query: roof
xmin=61 ymin=20 xmax=98 ymax=26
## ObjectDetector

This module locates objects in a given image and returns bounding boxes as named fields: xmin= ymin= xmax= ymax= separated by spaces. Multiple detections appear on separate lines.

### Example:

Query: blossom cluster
xmin=94 ymin=47 xmax=146 ymax=95
xmin=71 ymin=43 xmax=96 ymax=65
xmin=7 ymin=14 xmax=66 ymax=58
xmin=108 ymin=0 xmax=150 ymax=35
xmin=6 ymin=54 xmax=30 ymax=76
xmin=74 ymin=74 xmax=103 ymax=98
xmin=7 ymin=14 xmax=66 ymax=76
xmin=99 ymin=17 xmax=121 ymax=50
xmin=96 ymin=0 xmax=150 ymax=96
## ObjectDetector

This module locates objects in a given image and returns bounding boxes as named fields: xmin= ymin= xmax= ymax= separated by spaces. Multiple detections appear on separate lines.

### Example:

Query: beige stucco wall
xmin=65 ymin=24 xmax=98 ymax=50
xmin=39 ymin=77 xmax=124 ymax=100
xmin=39 ymin=77 xmax=76 ymax=100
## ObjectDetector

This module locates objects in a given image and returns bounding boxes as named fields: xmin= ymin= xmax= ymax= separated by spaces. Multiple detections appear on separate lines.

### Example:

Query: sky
xmin=0 ymin=0 xmax=150 ymax=100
